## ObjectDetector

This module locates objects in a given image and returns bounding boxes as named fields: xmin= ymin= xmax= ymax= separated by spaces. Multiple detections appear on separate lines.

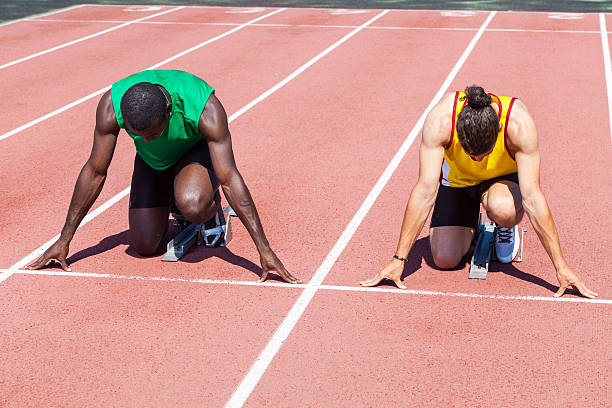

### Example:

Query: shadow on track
xmin=179 ymin=246 xmax=264 ymax=280
xmin=374 ymin=236 xmax=574 ymax=295
xmin=67 ymin=229 xmax=132 ymax=263
xmin=63 ymin=223 xmax=267 ymax=280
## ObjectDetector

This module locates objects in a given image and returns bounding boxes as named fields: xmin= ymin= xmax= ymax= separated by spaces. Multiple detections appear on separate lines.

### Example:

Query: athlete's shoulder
xmin=198 ymin=93 xmax=228 ymax=141
xmin=96 ymin=90 xmax=119 ymax=135
xmin=422 ymin=92 xmax=456 ymax=147
xmin=506 ymin=99 xmax=534 ymax=134
xmin=428 ymin=92 xmax=456 ymax=121
xmin=506 ymin=98 xmax=538 ymax=153
xmin=437 ymin=92 xmax=458 ymax=109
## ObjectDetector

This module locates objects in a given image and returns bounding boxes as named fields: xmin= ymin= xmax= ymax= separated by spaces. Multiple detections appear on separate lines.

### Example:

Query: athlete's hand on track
xmin=554 ymin=266 xmax=598 ymax=299
xmin=259 ymin=250 xmax=302 ymax=284
xmin=360 ymin=258 xmax=407 ymax=289
xmin=25 ymin=240 xmax=71 ymax=272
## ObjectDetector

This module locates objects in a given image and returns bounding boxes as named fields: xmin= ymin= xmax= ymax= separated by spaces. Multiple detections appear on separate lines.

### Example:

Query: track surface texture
xmin=0 ymin=5 xmax=610 ymax=408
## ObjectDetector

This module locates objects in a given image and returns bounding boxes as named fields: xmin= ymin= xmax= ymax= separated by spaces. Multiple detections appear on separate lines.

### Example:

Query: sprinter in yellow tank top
xmin=362 ymin=86 xmax=597 ymax=299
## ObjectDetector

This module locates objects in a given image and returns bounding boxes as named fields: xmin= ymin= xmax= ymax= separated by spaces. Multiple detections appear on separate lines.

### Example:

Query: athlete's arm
xmin=508 ymin=100 xmax=597 ymax=298
xmin=360 ymin=94 xmax=451 ymax=289
xmin=199 ymin=94 xmax=301 ymax=284
xmin=26 ymin=90 xmax=119 ymax=271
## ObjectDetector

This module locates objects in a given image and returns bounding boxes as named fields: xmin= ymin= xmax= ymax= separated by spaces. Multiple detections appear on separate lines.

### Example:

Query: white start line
xmin=5 ymin=268 xmax=609 ymax=305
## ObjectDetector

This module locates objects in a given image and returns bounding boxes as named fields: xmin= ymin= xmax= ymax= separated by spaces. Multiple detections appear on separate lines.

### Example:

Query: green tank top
xmin=111 ymin=70 xmax=215 ymax=170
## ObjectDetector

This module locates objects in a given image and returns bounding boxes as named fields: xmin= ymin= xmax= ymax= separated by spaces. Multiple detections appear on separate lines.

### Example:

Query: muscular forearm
xmin=523 ymin=192 xmax=567 ymax=270
xmin=221 ymin=173 xmax=271 ymax=254
xmin=59 ymin=163 xmax=106 ymax=243
xmin=395 ymin=184 xmax=437 ymax=258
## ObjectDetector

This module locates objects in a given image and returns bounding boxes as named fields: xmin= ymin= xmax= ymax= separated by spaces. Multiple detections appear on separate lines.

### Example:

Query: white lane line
xmin=319 ymin=285 xmax=612 ymax=304
xmin=600 ymin=14 xmax=612 ymax=145
xmin=30 ymin=18 xmax=245 ymax=26
xmin=224 ymin=11 xmax=496 ymax=408
xmin=76 ymin=4 xmax=236 ymax=10
xmin=26 ymin=18 xmax=610 ymax=34
xmin=0 ymin=87 xmax=109 ymax=142
xmin=0 ymin=4 xmax=86 ymax=27
xmin=0 ymin=8 xmax=285 ymax=143
xmin=5 ymin=268 xmax=610 ymax=304
xmin=0 ymin=7 xmax=185 ymax=70
xmin=7 ymin=269 xmax=307 ymax=289
xmin=488 ymin=28 xmax=602 ymax=34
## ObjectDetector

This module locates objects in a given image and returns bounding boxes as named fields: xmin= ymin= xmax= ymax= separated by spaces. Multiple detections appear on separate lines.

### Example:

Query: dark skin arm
xmin=26 ymin=90 xmax=119 ymax=271
xmin=200 ymin=94 xmax=301 ymax=284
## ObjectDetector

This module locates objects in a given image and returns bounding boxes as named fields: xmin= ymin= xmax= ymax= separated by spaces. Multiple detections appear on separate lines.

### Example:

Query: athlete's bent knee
xmin=486 ymin=196 xmax=521 ymax=227
xmin=132 ymin=239 xmax=162 ymax=256
xmin=432 ymin=251 xmax=463 ymax=270
xmin=175 ymin=192 xmax=215 ymax=222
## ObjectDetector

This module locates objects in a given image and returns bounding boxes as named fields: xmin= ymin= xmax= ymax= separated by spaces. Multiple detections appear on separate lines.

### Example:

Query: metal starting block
xmin=469 ymin=214 xmax=496 ymax=279
xmin=468 ymin=213 xmax=529 ymax=279
xmin=161 ymin=205 xmax=237 ymax=262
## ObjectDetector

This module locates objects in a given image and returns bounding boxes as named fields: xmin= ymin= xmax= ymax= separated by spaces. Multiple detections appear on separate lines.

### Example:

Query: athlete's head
xmin=456 ymin=85 xmax=499 ymax=160
xmin=121 ymin=82 xmax=170 ymax=142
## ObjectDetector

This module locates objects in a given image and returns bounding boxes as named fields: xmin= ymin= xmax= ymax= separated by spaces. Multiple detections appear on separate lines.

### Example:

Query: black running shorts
xmin=129 ymin=140 xmax=216 ymax=209
xmin=430 ymin=172 xmax=519 ymax=229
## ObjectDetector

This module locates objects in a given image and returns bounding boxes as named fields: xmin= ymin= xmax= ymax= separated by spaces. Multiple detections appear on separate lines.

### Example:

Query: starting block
xmin=469 ymin=214 xmax=496 ymax=279
xmin=468 ymin=213 xmax=528 ymax=279
xmin=161 ymin=205 xmax=237 ymax=262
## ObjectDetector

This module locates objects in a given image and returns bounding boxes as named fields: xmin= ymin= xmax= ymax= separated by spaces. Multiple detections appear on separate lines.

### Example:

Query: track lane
xmin=0 ymin=274 xmax=301 ymax=407
xmin=487 ymin=10 xmax=599 ymax=31
xmin=369 ymin=9 xmax=487 ymax=29
xmin=0 ymin=4 xmax=85 ymax=27
xmin=0 ymin=16 xmax=382 ymax=268
xmin=326 ymin=12 xmax=611 ymax=298
xmin=0 ymin=7 xmax=186 ymax=70
xmin=255 ymin=7 xmax=380 ymax=27
xmin=247 ymin=11 xmax=611 ymax=407
xmin=225 ymin=12 xmax=498 ymax=407
xmin=0 ymin=20 xmax=118 ymax=66
xmin=1 ymin=9 xmax=333 ymax=266
xmin=0 ymin=11 xmax=277 ymax=137
xmin=0 ymin=19 xmax=375 ymax=269
xmin=246 ymin=290 xmax=611 ymax=407
xmin=35 ymin=4 xmax=181 ymax=23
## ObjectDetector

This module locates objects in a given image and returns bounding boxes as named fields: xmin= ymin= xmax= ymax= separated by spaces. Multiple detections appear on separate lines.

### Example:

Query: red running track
xmin=0 ymin=6 xmax=610 ymax=407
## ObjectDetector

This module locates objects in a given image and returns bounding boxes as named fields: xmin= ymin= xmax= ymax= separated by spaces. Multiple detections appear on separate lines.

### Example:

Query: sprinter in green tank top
xmin=26 ymin=70 xmax=301 ymax=285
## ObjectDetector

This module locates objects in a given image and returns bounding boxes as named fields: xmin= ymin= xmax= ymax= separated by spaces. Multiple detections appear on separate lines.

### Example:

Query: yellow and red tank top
xmin=441 ymin=91 xmax=518 ymax=188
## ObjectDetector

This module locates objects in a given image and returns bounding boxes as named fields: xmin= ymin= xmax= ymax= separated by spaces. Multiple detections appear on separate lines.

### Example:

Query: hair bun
xmin=465 ymin=86 xmax=491 ymax=109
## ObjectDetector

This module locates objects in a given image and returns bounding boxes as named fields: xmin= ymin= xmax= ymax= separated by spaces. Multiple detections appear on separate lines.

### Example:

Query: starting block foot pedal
xmin=469 ymin=214 xmax=496 ymax=279
xmin=162 ymin=222 xmax=202 ymax=262
xmin=161 ymin=204 xmax=238 ymax=261
xmin=201 ymin=205 xmax=237 ymax=248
